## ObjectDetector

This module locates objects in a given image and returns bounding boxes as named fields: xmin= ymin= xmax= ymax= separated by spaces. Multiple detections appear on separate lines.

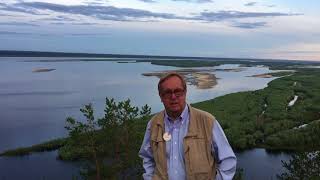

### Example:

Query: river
xmin=0 ymin=57 xmax=290 ymax=179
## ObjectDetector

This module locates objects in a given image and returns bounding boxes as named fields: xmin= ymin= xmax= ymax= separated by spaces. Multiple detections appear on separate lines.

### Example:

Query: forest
xmin=1 ymin=63 xmax=320 ymax=179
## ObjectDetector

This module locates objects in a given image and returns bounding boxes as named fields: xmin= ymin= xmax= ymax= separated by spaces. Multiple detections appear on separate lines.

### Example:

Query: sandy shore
xmin=249 ymin=73 xmax=273 ymax=78
xmin=215 ymin=68 xmax=245 ymax=72
xmin=142 ymin=69 xmax=218 ymax=89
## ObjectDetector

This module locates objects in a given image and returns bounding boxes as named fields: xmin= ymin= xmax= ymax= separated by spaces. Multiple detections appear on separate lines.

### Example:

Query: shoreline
xmin=1 ymin=63 xmax=320 ymax=158
xmin=2 ymin=68 xmax=318 ymax=157
xmin=142 ymin=68 xmax=218 ymax=89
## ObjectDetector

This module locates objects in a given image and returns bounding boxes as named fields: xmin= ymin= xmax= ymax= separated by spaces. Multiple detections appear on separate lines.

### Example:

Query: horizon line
xmin=0 ymin=49 xmax=319 ymax=63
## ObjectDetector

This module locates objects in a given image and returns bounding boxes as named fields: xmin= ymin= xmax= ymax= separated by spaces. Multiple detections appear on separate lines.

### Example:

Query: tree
xmin=65 ymin=104 xmax=102 ymax=180
xmin=233 ymin=168 xmax=244 ymax=180
xmin=277 ymin=151 xmax=320 ymax=180
xmin=63 ymin=98 xmax=151 ymax=180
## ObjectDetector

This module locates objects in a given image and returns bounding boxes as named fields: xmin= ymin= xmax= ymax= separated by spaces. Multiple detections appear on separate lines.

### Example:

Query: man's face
xmin=159 ymin=76 xmax=187 ymax=118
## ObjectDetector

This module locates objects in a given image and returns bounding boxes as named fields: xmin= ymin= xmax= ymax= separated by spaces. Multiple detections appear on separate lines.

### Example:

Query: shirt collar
xmin=164 ymin=104 xmax=189 ymax=123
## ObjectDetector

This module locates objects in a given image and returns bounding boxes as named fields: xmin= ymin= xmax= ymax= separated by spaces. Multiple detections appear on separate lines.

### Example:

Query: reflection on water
xmin=0 ymin=149 xmax=291 ymax=180
xmin=0 ymin=151 xmax=81 ymax=180
xmin=236 ymin=148 xmax=291 ymax=180
xmin=0 ymin=58 xmax=286 ymax=179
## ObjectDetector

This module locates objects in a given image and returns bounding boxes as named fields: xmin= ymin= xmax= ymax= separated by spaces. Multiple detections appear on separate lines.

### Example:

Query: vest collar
xmin=154 ymin=104 xmax=199 ymax=138
xmin=155 ymin=104 xmax=189 ymax=127
xmin=164 ymin=104 xmax=188 ymax=124
xmin=185 ymin=105 xmax=199 ymax=138
xmin=155 ymin=110 xmax=165 ymax=128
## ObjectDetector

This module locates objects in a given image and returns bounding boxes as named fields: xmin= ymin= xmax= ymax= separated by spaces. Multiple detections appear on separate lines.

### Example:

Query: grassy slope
xmin=192 ymin=68 xmax=320 ymax=150
xmin=0 ymin=138 xmax=67 ymax=156
xmin=137 ymin=59 xmax=320 ymax=70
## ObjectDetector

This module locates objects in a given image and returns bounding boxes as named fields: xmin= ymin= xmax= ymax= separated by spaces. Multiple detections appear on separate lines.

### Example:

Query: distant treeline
xmin=0 ymin=50 xmax=314 ymax=64
xmin=0 ymin=50 xmax=241 ymax=60
xmin=137 ymin=59 xmax=318 ymax=70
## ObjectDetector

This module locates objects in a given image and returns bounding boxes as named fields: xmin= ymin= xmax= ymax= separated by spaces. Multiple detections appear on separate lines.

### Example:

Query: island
xmin=32 ymin=68 xmax=56 ymax=73
xmin=142 ymin=68 xmax=218 ymax=89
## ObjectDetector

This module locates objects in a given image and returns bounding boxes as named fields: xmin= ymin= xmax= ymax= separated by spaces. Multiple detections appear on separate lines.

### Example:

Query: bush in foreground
xmin=62 ymin=98 xmax=151 ymax=179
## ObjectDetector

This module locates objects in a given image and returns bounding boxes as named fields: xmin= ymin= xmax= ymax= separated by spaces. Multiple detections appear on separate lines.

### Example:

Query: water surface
xmin=0 ymin=57 xmax=286 ymax=179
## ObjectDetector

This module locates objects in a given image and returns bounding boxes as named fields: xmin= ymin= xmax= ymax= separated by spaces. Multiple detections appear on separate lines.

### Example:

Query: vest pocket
xmin=151 ymin=139 xmax=165 ymax=164
xmin=195 ymin=172 xmax=210 ymax=180
xmin=151 ymin=139 xmax=168 ymax=179
xmin=186 ymin=137 xmax=211 ymax=174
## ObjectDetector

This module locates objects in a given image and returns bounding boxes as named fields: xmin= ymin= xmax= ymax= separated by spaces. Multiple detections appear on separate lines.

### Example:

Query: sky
xmin=0 ymin=0 xmax=319 ymax=61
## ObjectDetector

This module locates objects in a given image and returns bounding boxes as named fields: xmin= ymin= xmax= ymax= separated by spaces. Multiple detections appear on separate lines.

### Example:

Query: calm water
xmin=0 ymin=151 xmax=82 ymax=180
xmin=0 ymin=57 xmax=289 ymax=179
xmin=236 ymin=149 xmax=291 ymax=179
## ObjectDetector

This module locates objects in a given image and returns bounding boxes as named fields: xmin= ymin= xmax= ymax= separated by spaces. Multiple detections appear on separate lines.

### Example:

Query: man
xmin=139 ymin=73 xmax=236 ymax=180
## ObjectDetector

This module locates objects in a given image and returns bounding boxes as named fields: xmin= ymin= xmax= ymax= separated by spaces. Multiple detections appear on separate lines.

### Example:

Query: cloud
xmin=87 ymin=2 xmax=105 ymax=5
xmin=0 ymin=2 xmax=45 ymax=15
xmin=0 ymin=2 xmax=301 ymax=27
xmin=267 ymin=5 xmax=276 ymax=8
xmin=40 ymin=15 xmax=76 ymax=22
xmin=172 ymin=0 xmax=213 ymax=3
xmin=0 ymin=22 xmax=39 ymax=26
xmin=138 ymin=0 xmax=157 ymax=3
xmin=0 ymin=31 xmax=33 ymax=35
xmin=82 ymin=0 xmax=106 ymax=6
xmin=195 ymin=10 xmax=301 ymax=22
xmin=71 ymin=22 xmax=101 ymax=25
xmin=0 ymin=31 xmax=55 ymax=36
xmin=49 ymin=22 xmax=104 ymax=26
xmin=3 ymin=2 xmax=178 ymax=21
xmin=196 ymin=0 xmax=213 ymax=3
xmin=68 ymin=32 xmax=110 ymax=36
xmin=138 ymin=0 xmax=215 ymax=3
xmin=49 ymin=22 xmax=65 ymax=25
xmin=244 ymin=2 xmax=257 ymax=6
xmin=0 ymin=12 xmax=18 ymax=16
xmin=231 ymin=21 xmax=267 ymax=29
xmin=0 ymin=30 xmax=110 ymax=37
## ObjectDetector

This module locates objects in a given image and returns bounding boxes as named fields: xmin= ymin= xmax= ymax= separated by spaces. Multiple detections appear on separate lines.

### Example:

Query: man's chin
xmin=168 ymin=107 xmax=182 ymax=114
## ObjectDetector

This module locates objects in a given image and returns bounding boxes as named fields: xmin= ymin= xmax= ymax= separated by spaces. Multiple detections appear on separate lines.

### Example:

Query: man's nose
xmin=169 ymin=92 xmax=177 ymax=99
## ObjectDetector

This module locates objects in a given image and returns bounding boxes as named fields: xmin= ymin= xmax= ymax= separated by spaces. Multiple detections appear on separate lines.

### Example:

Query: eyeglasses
xmin=160 ymin=88 xmax=185 ymax=99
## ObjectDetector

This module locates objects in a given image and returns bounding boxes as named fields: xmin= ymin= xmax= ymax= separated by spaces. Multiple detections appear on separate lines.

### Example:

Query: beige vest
xmin=150 ymin=105 xmax=216 ymax=180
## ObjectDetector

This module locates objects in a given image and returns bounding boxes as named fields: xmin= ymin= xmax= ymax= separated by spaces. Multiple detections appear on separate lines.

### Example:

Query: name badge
xmin=163 ymin=132 xmax=171 ymax=141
